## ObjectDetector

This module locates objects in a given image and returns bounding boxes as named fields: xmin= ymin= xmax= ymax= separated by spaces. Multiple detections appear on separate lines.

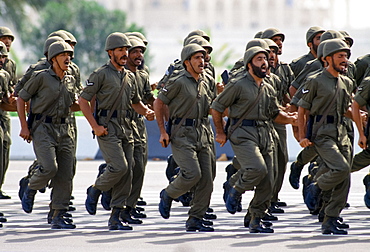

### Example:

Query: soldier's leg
xmin=126 ymin=142 xmax=145 ymax=208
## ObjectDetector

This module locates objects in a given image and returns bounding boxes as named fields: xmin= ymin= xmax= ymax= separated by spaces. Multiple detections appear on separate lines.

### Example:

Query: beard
xmin=251 ymin=62 xmax=267 ymax=78
xmin=333 ymin=61 xmax=348 ymax=75
xmin=113 ymin=53 xmax=127 ymax=67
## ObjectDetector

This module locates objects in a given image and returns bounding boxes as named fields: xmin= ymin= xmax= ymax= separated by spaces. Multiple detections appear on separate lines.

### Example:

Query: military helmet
xmin=317 ymin=40 xmax=329 ymax=60
xmin=322 ymin=38 xmax=350 ymax=59
xmin=245 ymin=39 xmax=270 ymax=52
xmin=48 ymin=41 xmax=74 ymax=61
xmin=105 ymin=32 xmax=131 ymax=51
xmin=263 ymin=39 xmax=279 ymax=53
xmin=243 ymin=46 xmax=269 ymax=69
xmin=128 ymin=37 xmax=146 ymax=53
xmin=48 ymin=30 xmax=70 ymax=42
xmin=320 ymin=30 xmax=344 ymax=43
xmin=261 ymin=28 xmax=285 ymax=42
xmin=64 ymin=30 xmax=77 ymax=44
xmin=0 ymin=27 xmax=15 ymax=41
xmin=0 ymin=41 xmax=8 ymax=56
xmin=254 ymin=31 xmax=263 ymax=39
xmin=306 ymin=26 xmax=325 ymax=44
xmin=339 ymin=31 xmax=354 ymax=47
xmin=184 ymin=30 xmax=210 ymax=45
xmin=185 ymin=36 xmax=213 ymax=53
xmin=43 ymin=36 xmax=65 ymax=56
xmin=126 ymin=31 xmax=148 ymax=45
xmin=181 ymin=44 xmax=206 ymax=64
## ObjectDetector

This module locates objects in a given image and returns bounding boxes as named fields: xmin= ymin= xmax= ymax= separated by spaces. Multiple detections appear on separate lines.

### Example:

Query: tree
xmin=18 ymin=0 xmax=145 ymax=79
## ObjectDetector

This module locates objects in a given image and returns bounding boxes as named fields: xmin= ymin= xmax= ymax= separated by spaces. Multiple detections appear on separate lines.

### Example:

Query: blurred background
xmin=1 ymin=0 xmax=370 ymax=84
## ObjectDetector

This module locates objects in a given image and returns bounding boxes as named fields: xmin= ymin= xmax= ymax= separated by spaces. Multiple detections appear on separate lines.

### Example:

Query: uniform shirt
xmin=3 ymin=58 xmax=16 ymax=86
xmin=80 ymin=60 xmax=140 ymax=110
xmin=19 ymin=68 xmax=76 ymax=118
xmin=15 ymin=58 xmax=82 ymax=95
xmin=158 ymin=71 xmax=214 ymax=120
xmin=353 ymin=76 xmax=370 ymax=108
xmin=354 ymin=54 xmax=370 ymax=85
xmin=298 ymin=68 xmax=353 ymax=118
xmin=270 ymin=62 xmax=294 ymax=104
xmin=290 ymin=51 xmax=315 ymax=77
xmin=0 ymin=69 xmax=10 ymax=101
xmin=211 ymin=71 xmax=280 ymax=121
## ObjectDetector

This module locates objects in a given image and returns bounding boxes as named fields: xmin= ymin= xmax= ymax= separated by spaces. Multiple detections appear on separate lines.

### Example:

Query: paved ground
xmin=1 ymin=160 xmax=370 ymax=252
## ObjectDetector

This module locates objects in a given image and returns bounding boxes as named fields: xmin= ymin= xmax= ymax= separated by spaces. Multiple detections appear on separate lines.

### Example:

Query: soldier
xmin=298 ymin=39 xmax=353 ymax=235
xmin=155 ymin=44 xmax=215 ymax=232
xmin=290 ymin=26 xmax=325 ymax=77
xmin=0 ymin=27 xmax=17 ymax=199
xmin=124 ymin=36 xmax=155 ymax=223
xmin=17 ymin=41 xmax=79 ymax=229
xmin=261 ymin=28 xmax=285 ymax=55
xmin=211 ymin=46 xmax=297 ymax=233
xmin=79 ymin=32 xmax=154 ymax=231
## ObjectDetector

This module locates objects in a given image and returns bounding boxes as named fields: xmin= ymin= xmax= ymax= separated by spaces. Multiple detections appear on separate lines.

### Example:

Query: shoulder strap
xmin=103 ymin=72 xmax=128 ymax=127
xmin=227 ymin=84 xmax=265 ymax=139
xmin=311 ymin=79 xmax=340 ymax=141
xmin=169 ymin=81 xmax=203 ymax=140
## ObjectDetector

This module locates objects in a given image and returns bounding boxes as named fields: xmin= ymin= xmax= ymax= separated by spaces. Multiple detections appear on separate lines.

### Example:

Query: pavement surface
xmin=1 ymin=160 xmax=370 ymax=252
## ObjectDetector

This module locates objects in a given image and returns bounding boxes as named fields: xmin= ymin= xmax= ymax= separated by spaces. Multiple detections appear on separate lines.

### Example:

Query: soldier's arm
xmin=17 ymin=97 xmax=31 ymax=142
xmin=153 ymin=98 xmax=169 ymax=148
xmin=297 ymin=106 xmax=312 ymax=148
xmin=78 ymin=96 xmax=107 ymax=137
xmin=132 ymin=101 xmax=154 ymax=121
xmin=211 ymin=108 xmax=227 ymax=147
xmin=352 ymin=100 xmax=367 ymax=149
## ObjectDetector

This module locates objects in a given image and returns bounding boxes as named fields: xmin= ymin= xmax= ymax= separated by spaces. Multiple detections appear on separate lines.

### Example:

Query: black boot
xmin=225 ymin=187 xmax=242 ymax=214
xmin=289 ymin=161 xmax=304 ymax=189
xmin=249 ymin=215 xmax=274 ymax=233
xmin=262 ymin=212 xmax=278 ymax=221
xmin=304 ymin=183 xmax=321 ymax=211
xmin=335 ymin=217 xmax=349 ymax=229
xmin=137 ymin=197 xmax=147 ymax=206
xmin=269 ymin=203 xmax=284 ymax=213
xmin=120 ymin=206 xmax=142 ymax=224
xmin=245 ymin=212 xmax=272 ymax=228
xmin=22 ymin=186 xmax=37 ymax=213
xmin=51 ymin=209 xmax=76 ymax=229
xmin=130 ymin=207 xmax=146 ymax=218
xmin=186 ymin=216 xmax=214 ymax=232
xmin=101 ymin=189 xmax=112 ymax=211
xmin=223 ymin=181 xmax=231 ymax=203
xmin=204 ymin=212 xmax=217 ymax=220
xmin=19 ymin=177 xmax=29 ymax=200
xmin=322 ymin=216 xmax=348 ymax=235
xmin=108 ymin=207 xmax=133 ymax=230
xmin=0 ymin=216 xmax=7 ymax=222
xmin=159 ymin=189 xmax=172 ymax=219
xmin=85 ymin=185 xmax=101 ymax=215
xmin=363 ymin=174 xmax=370 ymax=208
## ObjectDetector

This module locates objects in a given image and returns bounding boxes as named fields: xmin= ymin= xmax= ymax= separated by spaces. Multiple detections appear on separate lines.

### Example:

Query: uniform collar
xmin=184 ymin=70 xmax=204 ymax=83
xmin=322 ymin=68 xmax=339 ymax=80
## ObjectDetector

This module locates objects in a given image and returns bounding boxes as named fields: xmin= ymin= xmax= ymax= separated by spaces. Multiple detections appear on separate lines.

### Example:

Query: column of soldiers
xmin=0 ymin=24 xmax=370 ymax=235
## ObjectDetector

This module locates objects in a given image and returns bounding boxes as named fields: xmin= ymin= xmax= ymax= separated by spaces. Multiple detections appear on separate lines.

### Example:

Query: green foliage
xmin=17 ymin=0 xmax=145 ymax=79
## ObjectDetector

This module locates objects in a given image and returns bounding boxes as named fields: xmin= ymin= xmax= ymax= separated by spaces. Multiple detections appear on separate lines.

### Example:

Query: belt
xmin=173 ymin=118 xmax=208 ymax=126
xmin=99 ymin=109 xmax=117 ymax=118
xmin=35 ymin=114 xmax=66 ymax=124
xmin=315 ymin=115 xmax=343 ymax=124
xmin=231 ymin=119 xmax=257 ymax=127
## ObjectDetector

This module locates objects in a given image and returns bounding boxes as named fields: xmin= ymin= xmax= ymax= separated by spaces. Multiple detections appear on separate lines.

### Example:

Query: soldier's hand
xmin=19 ymin=127 xmax=32 ymax=143
xmin=299 ymin=138 xmax=312 ymax=148
xmin=215 ymin=132 xmax=227 ymax=147
xmin=358 ymin=134 xmax=368 ymax=149
xmin=93 ymin=125 xmax=108 ymax=137
xmin=145 ymin=109 xmax=155 ymax=121
xmin=159 ymin=133 xmax=170 ymax=148
xmin=217 ymin=82 xmax=224 ymax=94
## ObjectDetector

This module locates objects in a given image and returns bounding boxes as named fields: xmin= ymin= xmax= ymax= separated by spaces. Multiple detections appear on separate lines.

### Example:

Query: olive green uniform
xmin=0 ymin=69 xmax=10 ymax=189
xmin=351 ymin=77 xmax=370 ymax=172
xmin=354 ymin=54 xmax=370 ymax=86
xmin=126 ymin=68 xmax=153 ymax=208
xmin=298 ymin=69 xmax=353 ymax=218
xmin=18 ymin=69 xmax=77 ymax=210
xmin=212 ymin=71 xmax=280 ymax=218
xmin=290 ymin=51 xmax=315 ymax=77
xmin=80 ymin=61 xmax=139 ymax=208
xmin=158 ymin=70 xmax=214 ymax=220
xmin=0 ymin=58 xmax=15 ymax=192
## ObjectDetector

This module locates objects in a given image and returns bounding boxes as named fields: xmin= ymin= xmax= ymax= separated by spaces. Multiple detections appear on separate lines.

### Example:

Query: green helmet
xmin=43 ymin=36 xmax=65 ymax=56
xmin=245 ymin=39 xmax=270 ymax=52
xmin=0 ymin=27 xmax=15 ymax=41
xmin=317 ymin=40 xmax=329 ymax=60
xmin=261 ymin=28 xmax=285 ymax=42
xmin=320 ymin=30 xmax=344 ymax=43
xmin=48 ymin=41 xmax=74 ymax=61
xmin=125 ymin=31 xmax=148 ymax=45
xmin=128 ymin=37 xmax=146 ymax=53
xmin=254 ymin=31 xmax=263 ymax=39
xmin=105 ymin=32 xmax=131 ymax=51
xmin=322 ymin=38 xmax=350 ymax=59
xmin=263 ymin=39 xmax=279 ymax=53
xmin=185 ymin=36 xmax=213 ymax=53
xmin=306 ymin=26 xmax=325 ymax=44
xmin=243 ymin=46 xmax=269 ymax=69
xmin=184 ymin=30 xmax=210 ymax=45
xmin=48 ymin=30 xmax=70 ymax=42
xmin=181 ymin=44 xmax=206 ymax=65
xmin=339 ymin=31 xmax=354 ymax=47
xmin=64 ymin=30 xmax=77 ymax=44
xmin=0 ymin=41 xmax=8 ymax=56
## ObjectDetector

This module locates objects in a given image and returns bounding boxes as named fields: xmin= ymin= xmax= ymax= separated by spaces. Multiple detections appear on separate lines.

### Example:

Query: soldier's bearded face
xmin=111 ymin=47 xmax=128 ymax=67
xmin=250 ymin=52 xmax=268 ymax=78
xmin=331 ymin=51 xmax=348 ymax=75
xmin=128 ymin=47 xmax=144 ymax=67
